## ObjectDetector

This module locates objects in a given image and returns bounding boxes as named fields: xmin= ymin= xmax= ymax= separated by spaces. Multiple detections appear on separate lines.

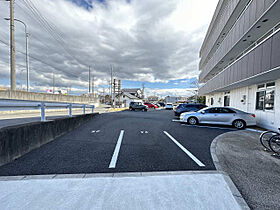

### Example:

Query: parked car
xmin=180 ymin=107 xmax=256 ymax=129
xmin=129 ymin=102 xmax=148 ymax=111
xmin=174 ymin=103 xmax=207 ymax=116
xmin=158 ymin=102 xmax=165 ymax=107
xmin=144 ymin=102 xmax=158 ymax=109
xmin=165 ymin=103 xmax=173 ymax=110
xmin=173 ymin=104 xmax=178 ymax=111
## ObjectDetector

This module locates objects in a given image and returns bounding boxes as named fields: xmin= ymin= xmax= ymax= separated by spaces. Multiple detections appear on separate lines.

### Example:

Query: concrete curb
xmin=210 ymin=132 xmax=250 ymax=210
xmin=0 ymin=170 xmax=232 ymax=181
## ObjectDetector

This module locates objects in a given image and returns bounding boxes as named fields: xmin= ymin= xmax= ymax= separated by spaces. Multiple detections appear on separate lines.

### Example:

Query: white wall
xmin=120 ymin=96 xmax=143 ymax=107
xmin=205 ymin=79 xmax=280 ymax=131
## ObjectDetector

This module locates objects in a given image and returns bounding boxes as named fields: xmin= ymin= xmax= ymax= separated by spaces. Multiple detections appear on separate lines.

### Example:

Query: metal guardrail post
xmin=69 ymin=104 xmax=72 ymax=117
xmin=83 ymin=105 xmax=86 ymax=114
xmin=40 ymin=102 xmax=46 ymax=121
xmin=91 ymin=105 xmax=95 ymax=113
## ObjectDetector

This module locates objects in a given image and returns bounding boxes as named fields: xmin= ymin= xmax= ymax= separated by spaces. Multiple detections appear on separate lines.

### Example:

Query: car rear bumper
xmin=174 ymin=112 xmax=180 ymax=116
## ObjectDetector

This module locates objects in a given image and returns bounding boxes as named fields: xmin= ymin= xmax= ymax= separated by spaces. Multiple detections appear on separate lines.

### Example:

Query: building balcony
xmin=199 ymin=29 xmax=280 ymax=95
xmin=199 ymin=0 xmax=279 ymax=83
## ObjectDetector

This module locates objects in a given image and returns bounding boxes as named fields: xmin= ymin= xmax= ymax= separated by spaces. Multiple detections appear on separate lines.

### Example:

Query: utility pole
xmin=118 ymin=80 xmax=121 ymax=108
xmin=10 ymin=0 xmax=16 ymax=90
xmin=52 ymin=72 xmax=55 ymax=94
xmin=110 ymin=65 xmax=113 ymax=105
xmin=142 ymin=83 xmax=145 ymax=99
xmin=113 ymin=79 xmax=116 ymax=108
xmin=92 ymin=75 xmax=94 ymax=97
xmin=26 ymin=30 xmax=29 ymax=91
xmin=88 ymin=66 xmax=91 ymax=94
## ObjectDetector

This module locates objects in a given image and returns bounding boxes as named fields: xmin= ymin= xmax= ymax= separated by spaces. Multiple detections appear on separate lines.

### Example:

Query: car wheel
xmin=188 ymin=117 xmax=198 ymax=125
xmin=152 ymin=107 xmax=155 ymax=109
xmin=129 ymin=107 xmax=132 ymax=111
xmin=233 ymin=120 xmax=246 ymax=129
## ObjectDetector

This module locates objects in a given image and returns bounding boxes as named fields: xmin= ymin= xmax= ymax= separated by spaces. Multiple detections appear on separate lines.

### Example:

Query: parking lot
xmin=0 ymin=109 xmax=235 ymax=176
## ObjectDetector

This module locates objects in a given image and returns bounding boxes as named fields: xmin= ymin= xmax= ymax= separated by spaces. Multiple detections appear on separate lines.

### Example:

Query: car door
xmin=215 ymin=108 xmax=236 ymax=124
xmin=199 ymin=108 xmax=220 ymax=124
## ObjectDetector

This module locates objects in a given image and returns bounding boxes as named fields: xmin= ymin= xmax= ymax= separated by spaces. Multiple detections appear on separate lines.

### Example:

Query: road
xmin=0 ymin=106 xmax=110 ymax=129
xmin=0 ymin=109 xmax=235 ymax=176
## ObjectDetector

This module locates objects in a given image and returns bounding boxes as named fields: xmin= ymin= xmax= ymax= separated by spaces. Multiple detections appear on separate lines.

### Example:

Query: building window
xmin=210 ymin=98 xmax=214 ymax=105
xmin=265 ymin=89 xmax=275 ymax=110
xmin=256 ymin=91 xmax=265 ymax=110
xmin=256 ymin=82 xmax=275 ymax=111
xmin=224 ymin=91 xmax=230 ymax=106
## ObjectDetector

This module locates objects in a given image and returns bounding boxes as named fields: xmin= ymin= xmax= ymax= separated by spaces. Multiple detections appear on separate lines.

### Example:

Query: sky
xmin=0 ymin=0 xmax=218 ymax=97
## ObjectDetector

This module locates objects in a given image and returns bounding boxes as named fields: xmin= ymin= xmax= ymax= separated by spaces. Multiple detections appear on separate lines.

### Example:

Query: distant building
xmin=0 ymin=86 xmax=7 ymax=91
xmin=165 ymin=96 xmax=183 ymax=104
xmin=198 ymin=0 xmax=280 ymax=131
xmin=117 ymin=88 xmax=144 ymax=107
xmin=122 ymin=88 xmax=144 ymax=99
xmin=147 ymin=96 xmax=159 ymax=102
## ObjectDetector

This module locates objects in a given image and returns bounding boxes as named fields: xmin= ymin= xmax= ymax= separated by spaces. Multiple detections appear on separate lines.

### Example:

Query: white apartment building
xmin=198 ymin=0 xmax=280 ymax=131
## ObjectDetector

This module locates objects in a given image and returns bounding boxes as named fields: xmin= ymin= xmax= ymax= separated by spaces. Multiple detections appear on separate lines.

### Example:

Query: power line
xmin=0 ymin=38 xmax=88 ymax=83
xmin=16 ymin=0 xmax=87 ymax=69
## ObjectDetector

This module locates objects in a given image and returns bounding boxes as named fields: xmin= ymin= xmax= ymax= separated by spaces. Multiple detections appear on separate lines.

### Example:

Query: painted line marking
xmin=245 ymin=128 xmax=263 ymax=133
xmin=96 ymin=130 xmax=100 ymax=133
xmin=163 ymin=131 xmax=205 ymax=167
xmin=140 ymin=131 xmax=149 ymax=134
xmin=109 ymin=130 xmax=125 ymax=168
xmin=181 ymin=124 xmax=236 ymax=130
xmin=91 ymin=130 xmax=96 ymax=133
xmin=172 ymin=119 xmax=181 ymax=122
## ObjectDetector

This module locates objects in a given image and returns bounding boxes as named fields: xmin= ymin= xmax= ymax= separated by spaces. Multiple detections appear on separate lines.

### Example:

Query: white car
xmin=165 ymin=103 xmax=173 ymax=110
xmin=180 ymin=107 xmax=256 ymax=129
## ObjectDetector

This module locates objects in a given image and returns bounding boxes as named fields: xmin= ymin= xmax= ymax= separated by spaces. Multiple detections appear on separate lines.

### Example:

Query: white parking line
xmin=163 ymin=131 xmax=205 ymax=167
xmin=172 ymin=119 xmax=181 ymax=122
xmin=109 ymin=130 xmax=125 ymax=169
xmin=245 ymin=128 xmax=263 ymax=133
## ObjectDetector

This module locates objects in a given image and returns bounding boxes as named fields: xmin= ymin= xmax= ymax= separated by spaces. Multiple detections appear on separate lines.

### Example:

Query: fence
xmin=0 ymin=99 xmax=94 ymax=121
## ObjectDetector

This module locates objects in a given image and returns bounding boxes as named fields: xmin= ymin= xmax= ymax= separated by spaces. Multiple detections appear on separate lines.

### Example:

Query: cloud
xmin=145 ymin=87 xmax=197 ymax=98
xmin=0 ymin=0 xmax=218 ymax=94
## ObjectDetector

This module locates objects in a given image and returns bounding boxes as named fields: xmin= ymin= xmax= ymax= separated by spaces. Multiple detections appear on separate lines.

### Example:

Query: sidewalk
xmin=212 ymin=130 xmax=280 ymax=209
xmin=0 ymin=171 xmax=243 ymax=210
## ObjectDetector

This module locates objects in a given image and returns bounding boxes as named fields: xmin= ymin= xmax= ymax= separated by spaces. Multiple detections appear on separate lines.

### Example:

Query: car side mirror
xmin=201 ymin=111 xmax=205 ymax=114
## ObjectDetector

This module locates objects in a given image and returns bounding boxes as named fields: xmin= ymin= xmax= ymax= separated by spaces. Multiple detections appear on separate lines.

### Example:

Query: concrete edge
xmin=0 ymin=170 xmax=223 ymax=181
xmin=210 ymin=132 xmax=250 ymax=210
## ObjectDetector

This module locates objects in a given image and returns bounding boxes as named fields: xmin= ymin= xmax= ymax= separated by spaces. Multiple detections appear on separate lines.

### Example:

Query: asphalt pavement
xmin=0 ymin=109 xmax=233 ymax=176
xmin=215 ymin=130 xmax=280 ymax=210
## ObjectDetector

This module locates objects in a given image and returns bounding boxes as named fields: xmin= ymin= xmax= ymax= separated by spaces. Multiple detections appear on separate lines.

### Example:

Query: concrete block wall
xmin=0 ymin=90 xmax=99 ymax=105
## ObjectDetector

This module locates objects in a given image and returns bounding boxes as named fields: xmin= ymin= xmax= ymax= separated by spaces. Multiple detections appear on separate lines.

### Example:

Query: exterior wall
xmin=120 ymin=96 xmax=142 ymax=107
xmin=200 ymin=0 xmax=250 ymax=66
xmin=205 ymin=79 xmax=280 ymax=131
xmin=199 ymin=29 xmax=280 ymax=95
xmin=200 ymin=0 xmax=279 ymax=82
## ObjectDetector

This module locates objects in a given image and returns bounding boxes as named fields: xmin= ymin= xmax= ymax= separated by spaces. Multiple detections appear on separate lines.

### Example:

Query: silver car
xmin=180 ymin=107 xmax=256 ymax=129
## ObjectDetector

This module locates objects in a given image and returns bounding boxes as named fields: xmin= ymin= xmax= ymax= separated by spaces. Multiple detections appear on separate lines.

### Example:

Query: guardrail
xmin=0 ymin=99 xmax=95 ymax=121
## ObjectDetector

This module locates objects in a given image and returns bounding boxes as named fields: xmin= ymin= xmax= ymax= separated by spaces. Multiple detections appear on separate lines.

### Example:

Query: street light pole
xmin=5 ymin=17 xmax=30 ymax=91
xmin=9 ymin=0 xmax=15 ymax=90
